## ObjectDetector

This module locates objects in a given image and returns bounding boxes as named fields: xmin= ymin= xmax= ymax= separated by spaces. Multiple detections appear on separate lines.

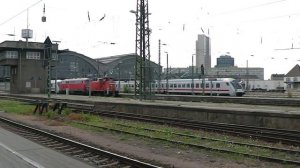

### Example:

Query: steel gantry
xmin=134 ymin=0 xmax=152 ymax=100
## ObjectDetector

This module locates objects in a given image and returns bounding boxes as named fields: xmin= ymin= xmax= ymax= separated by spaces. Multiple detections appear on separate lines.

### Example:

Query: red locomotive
xmin=59 ymin=77 xmax=117 ymax=96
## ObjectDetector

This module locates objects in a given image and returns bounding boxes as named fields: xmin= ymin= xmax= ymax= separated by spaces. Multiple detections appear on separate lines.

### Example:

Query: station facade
xmin=0 ymin=40 xmax=161 ymax=94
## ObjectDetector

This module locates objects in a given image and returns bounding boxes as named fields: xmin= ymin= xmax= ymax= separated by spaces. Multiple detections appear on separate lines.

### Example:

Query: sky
xmin=0 ymin=0 xmax=300 ymax=80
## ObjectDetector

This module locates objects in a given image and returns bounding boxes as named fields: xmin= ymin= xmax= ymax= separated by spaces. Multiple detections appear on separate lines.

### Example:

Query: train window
xmin=170 ymin=84 xmax=173 ymax=88
xmin=206 ymin=83 xmax=209 ymax=88
xmin=196 ymin=83 xmax=199 ymax=88
xmin=174 ymin=84 xmax=177 ymax=88
xmin=178 ymin=84 xmax=181 ymax=88
xmin=201 ymin=83 xmax=204 ymax=88
xmin=182 ymin=84 xmax=185 ymax=88
xmin=216 ymin=83 xmax=220 ymax=88
xmin=187 ymin=84 xmax=190 ymax=88
xmin=226 ymin=82 xmax=229 ymax=86
xmin=211 ymin=83 xmax=214 ymax=88
xmin=161 ymin=84 xmax=164 ymax=88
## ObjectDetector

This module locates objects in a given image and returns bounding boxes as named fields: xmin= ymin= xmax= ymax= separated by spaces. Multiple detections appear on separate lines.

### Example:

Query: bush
xmin=123 ymin=85 xmax=130 ymax=93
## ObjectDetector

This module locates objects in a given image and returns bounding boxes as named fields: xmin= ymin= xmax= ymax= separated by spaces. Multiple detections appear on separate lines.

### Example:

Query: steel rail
xmin=73 ymin=121 xmax=300 ymax=166
xmin=93 ymin=110 xmax=300 ymax=146
xmin=0 ymin=116 xmax=161 ymax=168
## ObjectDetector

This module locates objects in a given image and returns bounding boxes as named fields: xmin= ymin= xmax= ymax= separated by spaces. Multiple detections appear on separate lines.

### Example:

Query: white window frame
xmin=26 ymin=52 xmax=41 ymax=60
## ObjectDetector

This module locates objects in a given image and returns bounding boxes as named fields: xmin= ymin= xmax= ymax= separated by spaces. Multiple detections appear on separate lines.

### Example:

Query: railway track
xmin=71 ymin=121 xmax=300 ymax=166
xmin=1 ymin=94 xmax=300 ymax=146
xmin=0 ymin=116 xmax=161 ymax=168
xmin=1 ymin=95 xmax=300 ymax=166
xmin=93 ymin=109 xmax=300 ymax=146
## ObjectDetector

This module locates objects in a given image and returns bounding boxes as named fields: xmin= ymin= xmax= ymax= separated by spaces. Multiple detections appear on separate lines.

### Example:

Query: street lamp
xmin=164 ymin=51 xmax=169 ymax=94
xmin=246 ymin=55 xmax=254 ymax=91
xmin=118 ymin=61 xmax=122 ymax=92
xmin=158 ymin=41 xmax=167 ymax=93
xmin=201 ymin=64 xmax=205 ymax=96
xmin=192 ymin=54 xmax=196 ymax=95
xmin=53 ymin=40 xmax=61 ymax=95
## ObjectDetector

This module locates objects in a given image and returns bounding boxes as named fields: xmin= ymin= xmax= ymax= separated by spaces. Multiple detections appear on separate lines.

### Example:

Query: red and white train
xmin=117 ymin=78 xmax=245 ymax=96
xmin=58 ymin=77 xmax=117 ymax=96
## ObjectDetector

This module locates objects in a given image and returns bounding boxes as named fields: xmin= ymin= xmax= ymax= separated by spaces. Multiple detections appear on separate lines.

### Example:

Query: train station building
xmin=0 ymin=40 xmax=161 ymax=94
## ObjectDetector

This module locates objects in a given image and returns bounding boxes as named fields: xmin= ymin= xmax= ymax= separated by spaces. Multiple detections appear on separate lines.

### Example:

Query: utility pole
xmin=158 ymin=39 xmax=161 ymax=93
xmin=201 ymin=64 xmax=205 ymax=96
xmin=246 ymin=60 xmax=249 ymax=91
xmin=192 ymin=54 xmax=194 ymax=95
xmin=133 ymin=0 xmax=151 ymax=100
xmin=166 ymin=52 xmax=169 ymax=94
xmin=44 ymin=36 xmax=52 ymax=99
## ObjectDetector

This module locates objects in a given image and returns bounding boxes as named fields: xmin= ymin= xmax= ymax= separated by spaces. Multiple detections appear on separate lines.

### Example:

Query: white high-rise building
xmin=196 ymin=34 xmax=211 ymax=70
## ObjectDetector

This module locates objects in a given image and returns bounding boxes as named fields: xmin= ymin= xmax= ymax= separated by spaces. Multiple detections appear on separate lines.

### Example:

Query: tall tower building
xmin=196 ymin=34 xmax=211 ymax=70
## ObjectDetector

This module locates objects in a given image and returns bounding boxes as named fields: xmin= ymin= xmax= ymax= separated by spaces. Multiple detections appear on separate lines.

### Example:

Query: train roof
xmin=167 ymin=78 xmax=236 ymax=82
xmin=61 ymin=78 xmax=89 ymax=81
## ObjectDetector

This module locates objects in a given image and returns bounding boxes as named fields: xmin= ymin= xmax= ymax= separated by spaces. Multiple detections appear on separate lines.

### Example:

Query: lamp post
xmin=201 ymin=64 xmax=205 ymax=96
xmin=192 ymin=54 xmax=195 ymax=95
xmin=165 ymin=52 xmax=169 ymax=94
xmin=158 ymin=41 xmax=167 ymax=93
xmin=118 ymin=61 xmax=122 ymax=92
xmin=53 ymin=40 xmax=61 ymax=95
xmin=246 ymin=55 xmax=254 ymax=91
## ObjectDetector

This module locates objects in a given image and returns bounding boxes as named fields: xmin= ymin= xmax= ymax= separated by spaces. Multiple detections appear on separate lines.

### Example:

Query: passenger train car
xmin=51 ymin=80 xmax=61 ymax=93
xmin=117 ymin=78 xmax=245 ymax=96
xmin=59 ymin=77 xmax=117 ymax=96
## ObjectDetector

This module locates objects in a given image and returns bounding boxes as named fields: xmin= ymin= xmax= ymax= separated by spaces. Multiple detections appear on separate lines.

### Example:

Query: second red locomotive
xmin=59 ymin=77 xmax=117 ymax=96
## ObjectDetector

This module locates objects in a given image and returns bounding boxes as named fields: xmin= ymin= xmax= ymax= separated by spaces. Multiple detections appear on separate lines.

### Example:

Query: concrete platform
xmin=6 ymin=94 xmax=300 ymax=130
xmin=0 ymin=126 xmax=93 ymax=168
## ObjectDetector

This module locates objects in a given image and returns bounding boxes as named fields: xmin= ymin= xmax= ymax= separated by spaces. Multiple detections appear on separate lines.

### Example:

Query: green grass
xmin=0 ymin=100 xmax=34 ymax=115
xmin=1 ymin=99 xmax=299 ymax=167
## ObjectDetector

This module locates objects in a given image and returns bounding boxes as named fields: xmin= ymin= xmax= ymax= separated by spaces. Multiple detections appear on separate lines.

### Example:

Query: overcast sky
xmin=1 ymin=0 xmax=300 ymax=79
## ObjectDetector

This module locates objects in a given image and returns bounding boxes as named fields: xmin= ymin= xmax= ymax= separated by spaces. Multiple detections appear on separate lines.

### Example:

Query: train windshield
xmin=231 ymin=80 xmax=243 ymax=89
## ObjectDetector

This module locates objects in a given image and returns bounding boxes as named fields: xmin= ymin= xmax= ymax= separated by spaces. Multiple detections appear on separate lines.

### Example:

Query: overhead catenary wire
xmin=213 ymin=0 xmax=287 ymax=16
xmin=0 ymin=0 xmax=43 ymax=27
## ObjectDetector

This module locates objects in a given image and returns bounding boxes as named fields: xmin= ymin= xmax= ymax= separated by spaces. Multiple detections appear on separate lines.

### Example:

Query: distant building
xmin=0 ymin=40 xmax=58 ymax=93
xmin=215 ymin=54 xmax=235 ymax=67
xmin=196 ymin=34 xmax=211 ymax=70
xmin=0 ymin=39 xmax=161 ymax=93
xmin=284 ymin=64 xmax=300 ymax=90
xmin=206 ymin=67 xmax=264 ymax=80
xmin=271 ymin=74 xmax=285 ymax=80
xmin=96 ymin=53 xmax=161 ymax=81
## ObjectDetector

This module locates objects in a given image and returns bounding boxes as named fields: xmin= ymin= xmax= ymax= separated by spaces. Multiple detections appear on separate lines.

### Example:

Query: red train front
xmin=90 ymin=77 xmax=117 ymax=96
xmin=59 ymin=77 xmax=117 ymax=96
